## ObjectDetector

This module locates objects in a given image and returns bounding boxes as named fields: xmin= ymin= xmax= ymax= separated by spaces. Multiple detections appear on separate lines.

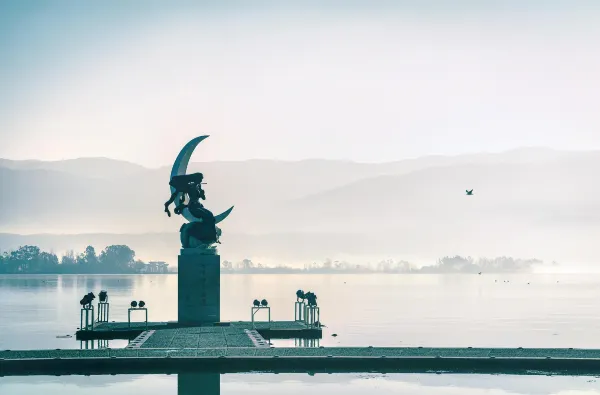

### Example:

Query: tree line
xmin=219 ymin=256 xmax=542 ymax=274
xmin=0 ymin=245 xmax=542 ymax=275
xmin=0 ymin=245 xmax=169 ymax=274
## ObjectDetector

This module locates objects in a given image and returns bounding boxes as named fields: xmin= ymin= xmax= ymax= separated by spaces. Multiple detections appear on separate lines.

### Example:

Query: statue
xmin=166 ymin=136 xmax=234 ymax=250
xmin=164 ymin=172 xmax=205 ymax=217
xmin=179 ymin=182 xmax=220 ymax=247
xmin=166 ymin=174 xmax=220 ymax=248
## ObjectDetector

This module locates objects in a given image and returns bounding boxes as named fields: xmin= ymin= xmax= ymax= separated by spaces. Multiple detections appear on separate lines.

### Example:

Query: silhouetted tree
xmin=10 ymin=245 xmax=41 ymax=273
xmin=241 ymin=259 xmax=254 ymax=270
xmin=82 ymin=245 xmax=99 ymax=265
xmin=0 ymin=246 xmax=59 ymax=273
xmin=0 ymin=252 xmax=6 ymax=274
xmin=61 ymin=250 xmax=76 ymax=266
xmin=74 ymin=245 xmax=100 ymax=272
xmin=38 ymin=251 xmax=59 ymax=272
xmin=99 ymin=245 xmax=136 ymax=273
xmin=221 ymin=260 xmax=233 ymax=271
xmin=132 ymin=259 xmax=147 ymax=273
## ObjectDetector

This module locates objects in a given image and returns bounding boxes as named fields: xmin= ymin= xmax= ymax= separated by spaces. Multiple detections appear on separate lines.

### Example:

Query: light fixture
xmin=99 ymin=290 xmax=108 ymax=302
xmin=305 ymin=291 xmax=317 ymax=307
xmin=79 ymin=292 xmax=96 ymax=309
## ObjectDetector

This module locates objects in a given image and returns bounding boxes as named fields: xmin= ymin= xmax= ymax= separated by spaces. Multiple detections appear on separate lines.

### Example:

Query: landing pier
xmin=74 ymin=320 xmax=322 ymax=341
xmin=3 ymin=345 xmax=600 ymax=376
xmin=5 ymin=293 xmax=600 ymax=377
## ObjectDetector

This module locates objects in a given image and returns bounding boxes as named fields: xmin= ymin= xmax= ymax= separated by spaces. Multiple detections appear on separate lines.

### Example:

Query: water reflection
xmin=79 ymin=339 xmax=112 ymax=349
xmin=294 ymin=338 xmax=320 ymax=347
xmin=5 ymin=273 xmax=600 ymax=351
xmin=0 ymin=275 xmax=136 ymax=291
xmin=181 ymin=373 xmax=600 ymax=395
xmin=179 ymin=374 xmax=219 ymax=395
xmin=1 ymin=373 xmax=600 ymax=394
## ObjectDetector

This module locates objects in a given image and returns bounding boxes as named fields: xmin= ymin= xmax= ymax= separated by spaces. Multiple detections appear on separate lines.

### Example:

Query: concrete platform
xmin=76 ymin=322 xmax=169 ymax=340
xmin=133 ymin=327 xmax=257 ymax=348
xmin=76 ymin=321 xmax=322 ymax=341
xmin=2 ymin=347 xmax=600 ymax=376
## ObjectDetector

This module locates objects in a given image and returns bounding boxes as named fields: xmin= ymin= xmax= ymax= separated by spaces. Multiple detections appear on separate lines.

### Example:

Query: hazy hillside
xmin=283 ymin=158 xmax=600 ymax=232
xmin=0 ymin=158 xmax=393 ymax=234
xmin=0 ymin=158 xmax=147 ymax=180
xmin=0 ymin=225 xmax=596 ymax=268
xmin=0 ymin=147 xmax=571 ymax=234
xmin=2 ymin=148 xmax=600 ymax=264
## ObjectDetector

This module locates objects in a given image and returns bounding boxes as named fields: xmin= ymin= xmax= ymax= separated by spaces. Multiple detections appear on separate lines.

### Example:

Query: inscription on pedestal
xmin=178 ymin=251 xmax=220 ymax=325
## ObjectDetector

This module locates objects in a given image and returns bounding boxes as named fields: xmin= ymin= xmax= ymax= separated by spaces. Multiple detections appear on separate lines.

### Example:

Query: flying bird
xmin=466 ymin=189 xmax=474 ymax=195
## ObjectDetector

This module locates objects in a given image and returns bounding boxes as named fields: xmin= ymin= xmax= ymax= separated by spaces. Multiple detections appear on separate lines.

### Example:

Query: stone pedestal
xmin=178 ymin=249 xmax=220 ymax=325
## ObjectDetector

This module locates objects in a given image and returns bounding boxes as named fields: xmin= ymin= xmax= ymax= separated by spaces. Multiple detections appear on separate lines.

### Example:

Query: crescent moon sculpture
xmin=170 ymin=135 xmax=234 ymax=224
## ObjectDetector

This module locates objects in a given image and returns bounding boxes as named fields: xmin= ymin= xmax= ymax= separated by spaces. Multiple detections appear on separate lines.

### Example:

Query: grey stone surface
xmin=229 ymin=321 xmax=310 ymax=330
xmin=180 ymin=248 xmax=217 ymax=256
xmin=92 ymin=322 xmax=168 ymax=331
xmin=82 ymin=321 xmax=600 ymax=366
xmin=78 ymin=320 xmax=319 ymax=340
xmin=108 ymin=349 xmax=140 ymax=358
xmin=178 ymin=253 xmax=220 ymax=325
xmin=5 ymin=347 xmax=600 ymax=361
xmin=166 ymin=349 xmax=197 ymax=357
xmin=139 ymin=327 xmax=255 ymax=349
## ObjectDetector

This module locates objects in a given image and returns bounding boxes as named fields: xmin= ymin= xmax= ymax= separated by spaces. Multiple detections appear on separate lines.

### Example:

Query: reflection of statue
xmin=178 ymin=373 xmax=220 ymax=395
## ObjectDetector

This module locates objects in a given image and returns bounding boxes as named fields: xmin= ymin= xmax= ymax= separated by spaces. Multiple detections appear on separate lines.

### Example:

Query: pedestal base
xmin=178 ymin=250 xmax=220 ymax=325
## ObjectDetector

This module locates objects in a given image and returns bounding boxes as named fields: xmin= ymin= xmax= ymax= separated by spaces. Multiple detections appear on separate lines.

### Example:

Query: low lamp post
xmin=97 ymin=290 xmax=110 ymax=323
xmin=295 ymin=289 xmax=306 ymax=321
xmin=251 ymin=298 xmax=271 ymax=328
xmin=128 ymin=300 xmax=148 ymax=329
xmin=303 ymin=291 xmax=320 ymax=328
xmin=79 ymin=292 xmax=96 ymax=331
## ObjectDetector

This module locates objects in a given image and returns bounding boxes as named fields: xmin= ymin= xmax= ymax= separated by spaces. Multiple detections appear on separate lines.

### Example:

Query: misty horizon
xmin=0 ymin=145 xmax=577 ymax=169
xmin=3 ymin=145 xmax=600 ymax=268
xmin=3 ymin=1 xmax=600 ymax=269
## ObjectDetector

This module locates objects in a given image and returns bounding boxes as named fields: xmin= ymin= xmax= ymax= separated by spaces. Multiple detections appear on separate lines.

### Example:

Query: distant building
xmin=145 ymin=261 xmax=169 ymax=274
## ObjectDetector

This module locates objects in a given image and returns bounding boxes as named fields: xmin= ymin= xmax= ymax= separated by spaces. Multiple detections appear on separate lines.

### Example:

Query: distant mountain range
xmin=1 ymin=147 xmax=599 ymax=265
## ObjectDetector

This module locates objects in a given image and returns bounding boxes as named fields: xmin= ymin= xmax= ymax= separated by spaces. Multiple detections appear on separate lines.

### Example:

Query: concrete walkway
xmin=5 ymin=322 xmax=598 ymax=376
xmin=2 ymin=347 xmax=600 ymax=376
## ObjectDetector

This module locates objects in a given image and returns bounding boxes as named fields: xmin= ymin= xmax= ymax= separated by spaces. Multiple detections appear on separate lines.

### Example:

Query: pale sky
xmin=1 ymin=1 xmax=599 ymax=167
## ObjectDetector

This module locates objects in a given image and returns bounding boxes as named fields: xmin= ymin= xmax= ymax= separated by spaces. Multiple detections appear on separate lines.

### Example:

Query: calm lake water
xmin=1 ymin=273 xmax=600 ymax=394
